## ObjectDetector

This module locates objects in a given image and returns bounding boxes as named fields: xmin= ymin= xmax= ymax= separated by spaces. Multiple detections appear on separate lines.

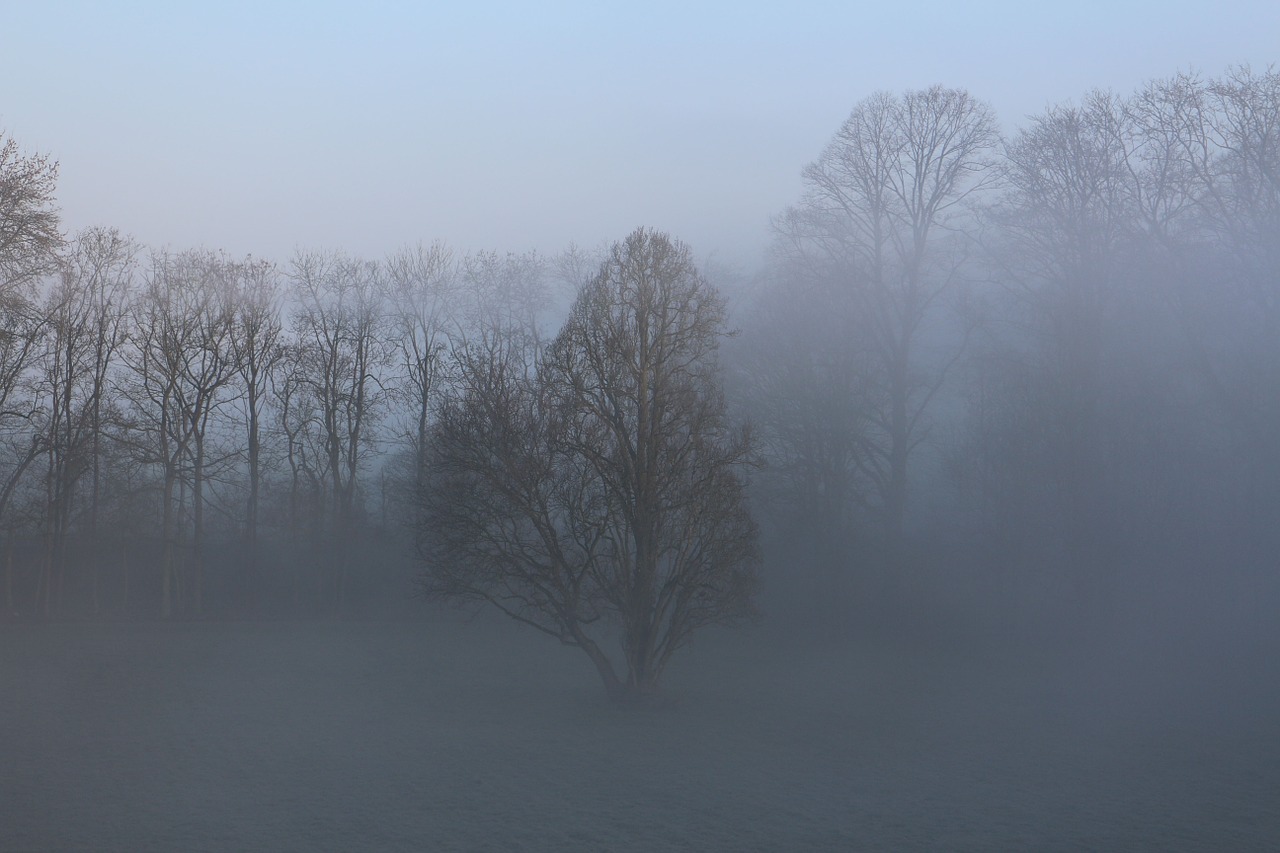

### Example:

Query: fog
xmin=4 ymin=611 xmax=1275 ymax=850
xmin=2 ymin=10 xmax=1280 ymax=851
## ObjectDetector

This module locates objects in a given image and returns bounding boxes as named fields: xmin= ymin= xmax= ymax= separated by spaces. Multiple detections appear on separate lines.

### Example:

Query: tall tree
xmin=221 ymin=256 xmax=286 ymax=611
xmin=779 ymin=86 xmax=999 ymax=547
xmin=229 ymin=258 xmax=284 ymax=554
xmin=34 ymin=230 xmax=136 ymax=613
xmin=995 ymin=91 xmax=1136 ymax=552
xmin=1145 ymin=68 xmax=1280 ymax=453
xmin=1132 ymin=67 xmax=1280 ymax=537
xmin=420 ymin=229 xmax=757 ymax=703
xmin=0 ymin=132 xmax=62 ymax=612
xmin=289 ymin=250 xmax=389 ymax=609
xmin=385 ymin=242 xmax=457 ymax=492
xmin=124 ymin=250 xmax=236 ymax=617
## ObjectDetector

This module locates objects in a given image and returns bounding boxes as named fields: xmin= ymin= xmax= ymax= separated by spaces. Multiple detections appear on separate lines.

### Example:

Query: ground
xmin=1 ymin=611 xmax=1277 ymax=851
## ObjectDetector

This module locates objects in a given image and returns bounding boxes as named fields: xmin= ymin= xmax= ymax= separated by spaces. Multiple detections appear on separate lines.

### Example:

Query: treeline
xmin=0 ymin=64 xmax=1276 ymax=627
xmin=0 ymin=220 xmax=567 ymax=618
xmin=743 ymin=67 xmax=1280 ymax=627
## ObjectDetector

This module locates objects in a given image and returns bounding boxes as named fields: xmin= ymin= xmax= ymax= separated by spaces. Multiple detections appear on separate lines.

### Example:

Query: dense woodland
xmin=0 ymin=66 xmax=1276 ymax=642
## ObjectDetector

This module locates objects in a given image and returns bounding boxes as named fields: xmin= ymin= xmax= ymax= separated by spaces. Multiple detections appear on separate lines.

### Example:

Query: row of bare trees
xmin=743 ymin=66 xmax=1280 ymax=617
xmin=0 ymin=144 xmax=559 ymax=618
xmin=971 ymin=67 xmax=1280 ymax=589
xmin=1 ymin=63 xmax=1275 ymax=651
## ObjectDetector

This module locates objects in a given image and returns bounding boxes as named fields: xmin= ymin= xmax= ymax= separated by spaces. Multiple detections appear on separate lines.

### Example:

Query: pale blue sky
xmin=2 ymin=1 xmax=1276 ymax=267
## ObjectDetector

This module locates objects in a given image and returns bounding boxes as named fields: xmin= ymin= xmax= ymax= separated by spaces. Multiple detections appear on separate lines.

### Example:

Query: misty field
xmin=2 ymin=613 xmax=1277 ymax=852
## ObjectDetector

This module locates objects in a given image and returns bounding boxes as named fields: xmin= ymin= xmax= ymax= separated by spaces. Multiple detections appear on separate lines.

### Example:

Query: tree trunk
xmin=120 ymin=541 xmax=130 ymax=617
xmin=571 ymin=628 xmax=626 ymax=704
xmin=161 ymin=472 xmax=175 ymax=619
xmin=193 ymin=441 xmax=205 ymax=618
xmin=246 ymin=385 xmax=261 ymax=613
xmin=4 ymin=539 xmax=12 ymax=617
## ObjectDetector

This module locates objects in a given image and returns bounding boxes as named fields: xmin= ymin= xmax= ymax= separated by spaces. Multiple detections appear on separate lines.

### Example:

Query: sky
xmin=2 ymin=1 xmax=1276 ymax=269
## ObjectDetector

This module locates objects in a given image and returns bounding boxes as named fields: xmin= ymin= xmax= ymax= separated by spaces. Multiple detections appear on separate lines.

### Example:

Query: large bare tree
xmin=995 ymin=91 xmax=1137 ymax=550
xmin=419 ymin=229 xmax=757 ymax=703
xmin=778 ymin=86 xmax=999 ymax=547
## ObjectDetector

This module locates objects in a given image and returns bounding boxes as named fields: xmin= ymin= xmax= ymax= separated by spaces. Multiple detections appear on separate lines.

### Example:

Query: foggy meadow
xmin=2 ymin=64 xmax=1279 ymax=849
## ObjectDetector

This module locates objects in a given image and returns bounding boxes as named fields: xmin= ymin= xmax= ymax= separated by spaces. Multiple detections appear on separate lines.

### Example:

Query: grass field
xmin=2 ymin=610 xmax=1277 ymax=851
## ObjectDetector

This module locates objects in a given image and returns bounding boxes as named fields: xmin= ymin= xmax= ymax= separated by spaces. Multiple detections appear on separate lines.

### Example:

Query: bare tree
xmin=421 ymin=321 xmax=615 ymax=673
xmin=229 ymin=259 xmax=284 ymax=552
xmin=996 ymin=91 xmax=1137 ymax=547
xmin=0 ymin=306 xmax=43 ymax=615
xmin=33 ymin=228 xmax=136 ymax=613
xmin=75 ymin=229 xmax=136 ymax=610
xmin=273 ymin=340 xmax=325 ymax=608
xmin=123 ymin=250 xmax=237 ymax=617
xmin=289 ymin=250 xmax=389 ymax=609
xmin=0 ymin=284 xmax=46 ymax=556
xmin=554 ymin=241 xmax=607 ymax=303
xmin=1122 ymin=68 xmax=1280 ymax=541
xmin=420 ymin=229 xmax=757 ymax=703
xmin=780 ymin=86 xmax=999 ymax=546
xmin=214 ymin=256 xmax=286 ymax=612
xmin=1137 ymin=68 xmax=1280 ymax=452
xmin=0 ymin=131 xmax=62 ymax=612
xmin=0 ymin=132 xmax=62 ymax=293
xmin=460 ymin=249 xmax=551 ymax=356
xmin=385 ymin=242 xmax=457 ymax=492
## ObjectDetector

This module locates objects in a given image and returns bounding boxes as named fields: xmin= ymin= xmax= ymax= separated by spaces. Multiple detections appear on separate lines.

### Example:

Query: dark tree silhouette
xmin=418 ymin=228 xmax=757 ymax=703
